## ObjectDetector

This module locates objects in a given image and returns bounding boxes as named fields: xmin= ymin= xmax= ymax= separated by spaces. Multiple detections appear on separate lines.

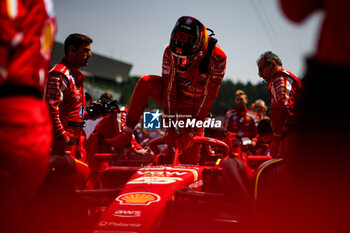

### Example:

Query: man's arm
xmin=162 ymin=46 xmax=177 ymax=117
xmin=271 ymin=74 xmax=290 ymax=138
xmin=46 ymin=73 xmax=69 ymax=141
xmin=196 ymin=45 xmax=226 ymax=121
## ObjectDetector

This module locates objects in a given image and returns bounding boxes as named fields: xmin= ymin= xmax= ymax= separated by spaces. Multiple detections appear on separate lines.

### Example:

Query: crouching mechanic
xmin=87 ymin=105 xmax=153 ymax=188
xmin=46 ymin=33 xmax=93 ymax=184
xmin=106 ymin=16 xmax=227 ymax=164
xmin=204 ymin=127 xmax=258 ymax=223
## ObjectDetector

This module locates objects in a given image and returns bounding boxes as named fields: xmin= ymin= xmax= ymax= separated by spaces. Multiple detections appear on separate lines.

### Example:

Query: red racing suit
xmin=251 ymin=134 xmax=272 ymax=155
xmin=126 ymin=44 xmax=226 ymax=128
xmin=46 ymin=58 xmax=86 ymax=157
xmin=268 ymin=68 xmax=302 ymax=157
xmin=162 ymin=45 xmax=227 ymax=122
xmin=0 ymin=0 xmax=56 ymax=231
xmin=88 ymin=107 xmax=143 ymax=155
xmin=269 ymin=68 xmax=302 ymax=138
xmin=0 ymin=0 xmax=56 ymax=93
xmin=125 ymin=44 xmax=226 ymax=163
xmin=224 ymin=107 xmax=258 ymax=139
xmin=87 ymin=107 xmax=145 ymax=188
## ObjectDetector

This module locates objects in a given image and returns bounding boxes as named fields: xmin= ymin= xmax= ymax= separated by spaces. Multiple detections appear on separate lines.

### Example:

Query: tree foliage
xmin=212 ymin=79 xmax=269 ymax=115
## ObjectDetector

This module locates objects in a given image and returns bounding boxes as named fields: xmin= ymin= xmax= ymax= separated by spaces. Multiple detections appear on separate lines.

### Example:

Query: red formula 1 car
xmin=78 ymin=136 xmax=275 ymax=233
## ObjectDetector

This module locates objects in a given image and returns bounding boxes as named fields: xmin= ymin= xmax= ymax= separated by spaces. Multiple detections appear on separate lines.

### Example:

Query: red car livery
xmin=94 ymin=166 xmax=205 ymax=233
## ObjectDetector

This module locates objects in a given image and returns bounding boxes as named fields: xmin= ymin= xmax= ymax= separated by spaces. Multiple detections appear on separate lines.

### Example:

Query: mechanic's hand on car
xmin=176 ymin=130 xmax=195 ymax=152
xmin=105 ymin=126 xmax=133 ymax=149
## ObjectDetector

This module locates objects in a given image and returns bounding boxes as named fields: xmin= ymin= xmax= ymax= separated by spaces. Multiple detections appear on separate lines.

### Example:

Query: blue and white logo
xmin=185 ymin=18 xmax=193 ymax=25
xmin=143 ymin=110 xmax=161 ymax=129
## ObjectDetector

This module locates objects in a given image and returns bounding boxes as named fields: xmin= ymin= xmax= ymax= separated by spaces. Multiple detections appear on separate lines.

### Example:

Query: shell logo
xmin=40 ymin=20 xmax=56 ymax=60
xmin=116 ymin=192 xmax=161 ymax=205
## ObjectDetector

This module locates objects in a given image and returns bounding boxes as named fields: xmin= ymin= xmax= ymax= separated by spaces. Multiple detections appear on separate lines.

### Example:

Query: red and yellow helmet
xmin=170 ymin=16 xmax=209 ymax=70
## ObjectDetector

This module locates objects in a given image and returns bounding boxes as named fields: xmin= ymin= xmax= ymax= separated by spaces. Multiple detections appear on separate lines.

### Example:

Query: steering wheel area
xmin=148 ymin=136 xmax=229 ymax=165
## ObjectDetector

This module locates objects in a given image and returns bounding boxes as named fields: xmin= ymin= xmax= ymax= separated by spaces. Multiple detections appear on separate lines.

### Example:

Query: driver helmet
xmin=170 ymin=16 xmax=209 ymax=70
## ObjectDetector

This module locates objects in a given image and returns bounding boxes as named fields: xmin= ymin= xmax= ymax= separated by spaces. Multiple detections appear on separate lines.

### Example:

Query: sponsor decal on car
xmin=188 ymin=179 xmax=204 ymax=189
xmin=127 ymin=176 xmax=183 ymax=184
xmin=137 ymin=170 xmax=187 ymax=176
xmin=113 ymin=210 xmax=142 ymax=218
xmin=116 ymin=192 xmax=160 ymax=206
xmin=97 ymin=221 xmax=142 ymax=228
xmin=138 ymin=167 xmax=199 ymax=181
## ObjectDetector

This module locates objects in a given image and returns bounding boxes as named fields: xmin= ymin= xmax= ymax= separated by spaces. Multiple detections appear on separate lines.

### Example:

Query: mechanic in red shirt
xmin=46 ymin=33 xmax=92 ymax=157
xmin=106 ymin=16 xmax=226 ymax=164
xmin=46 ymin=33 xmax=92 ymax=183
xmin=0 ymin=0 xmax=56 ymax=231
xmin=88 ymin=107 xmax=144 ymax=156
xmin=224 ymin=90 xmax=258 ymax=139
xmin=256 ymin=51 xmax=302 ymax=158
xmin=251 ymin=119 xmax=273 ymax=156
xmin=252 ymin=99 xmax=269 ymax=123
xmin=87 ymin=103 xmax=150 ymax=188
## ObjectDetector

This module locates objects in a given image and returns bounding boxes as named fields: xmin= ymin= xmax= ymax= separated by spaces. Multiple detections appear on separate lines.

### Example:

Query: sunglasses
xmin=258 ymin=63 xmax=270 ymax=75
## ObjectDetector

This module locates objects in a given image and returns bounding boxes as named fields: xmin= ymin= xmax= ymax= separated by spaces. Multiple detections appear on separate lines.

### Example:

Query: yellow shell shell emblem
xmin=116 ymin=192 xmax=161 ymax=205
xmin=41 ymin=20 xmax=56 ymax=59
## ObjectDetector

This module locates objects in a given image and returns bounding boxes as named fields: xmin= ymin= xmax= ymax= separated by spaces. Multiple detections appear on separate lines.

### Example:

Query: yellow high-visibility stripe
xmin=254 ymin=158 xmax=282 ymax=200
